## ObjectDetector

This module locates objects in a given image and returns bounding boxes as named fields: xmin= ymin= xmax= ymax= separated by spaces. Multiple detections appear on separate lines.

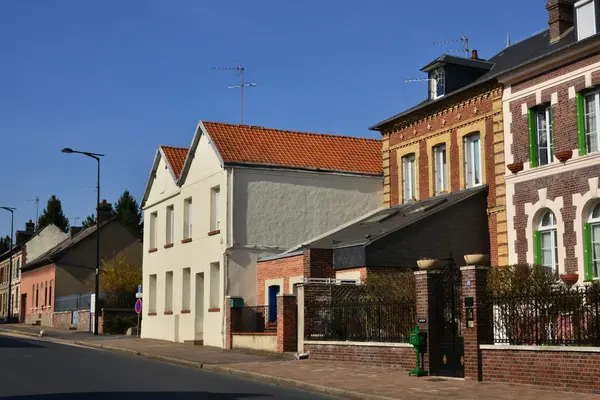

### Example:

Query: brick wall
xmin=257 ymin=254 xmax=303 ymax=305
xmin=51 ymin=311 xmax=72 ymax=329
xmin=481 ymin=347 xmax=600 ymax=394
xmin=305 ymin=343 xmax=414 ymax=369
xmin=277 ymin=294 xmax=297 ymax=352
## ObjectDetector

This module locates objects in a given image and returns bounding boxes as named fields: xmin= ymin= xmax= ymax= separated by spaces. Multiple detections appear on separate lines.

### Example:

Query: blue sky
xmin=0 ymin=0 xmax=547 ymax=236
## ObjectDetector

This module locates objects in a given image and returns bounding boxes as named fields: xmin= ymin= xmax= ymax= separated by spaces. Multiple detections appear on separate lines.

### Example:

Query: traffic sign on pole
xmin=135 ymin=299 xmax=142 ymax=314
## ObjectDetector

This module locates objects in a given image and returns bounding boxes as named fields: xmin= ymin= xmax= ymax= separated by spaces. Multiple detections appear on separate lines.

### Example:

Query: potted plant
xmin=417 ymin=257 xmax=441 ymax=270
xmin=559 ymin=273 xmax=579 ymax=286
xmin=507 ymin=162 xmax=524 ymax=174
xmin=464 ymin=253 xmax=490 ymax=266
xmin=555 ymin=150 xmax=573 ymax=163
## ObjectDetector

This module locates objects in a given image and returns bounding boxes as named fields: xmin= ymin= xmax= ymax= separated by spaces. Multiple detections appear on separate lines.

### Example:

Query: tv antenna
xmin=434 ymin=32 xmax=470 ymax=58
xmin=69 ymin=217 xmax=81 ymax=226
xmin=27 ymin=196 xmax=40 ymax=230
xmin=212 ymin=61 xmax=257 ymax=124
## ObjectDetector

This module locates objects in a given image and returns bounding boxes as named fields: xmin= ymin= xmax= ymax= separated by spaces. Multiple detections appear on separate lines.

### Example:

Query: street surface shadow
xmin=4 ymin=393 xmax=271 ymax=399
xmin=0 ymin=336 xmax=44 ymax=348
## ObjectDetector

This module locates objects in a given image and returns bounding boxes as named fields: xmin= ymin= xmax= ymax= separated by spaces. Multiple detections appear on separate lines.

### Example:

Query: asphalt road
xmin=0 ymin=334 xmax=332 ymax=400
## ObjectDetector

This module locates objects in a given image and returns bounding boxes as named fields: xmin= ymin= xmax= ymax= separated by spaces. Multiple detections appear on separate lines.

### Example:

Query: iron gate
xmin=432 ymin=256 xmax=464 ymax=377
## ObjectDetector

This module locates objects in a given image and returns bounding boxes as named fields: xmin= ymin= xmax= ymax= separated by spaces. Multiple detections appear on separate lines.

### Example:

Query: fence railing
xmin=232 ymin=305 xmax=276 ymax=334
xmin=99 ymin=293 xmax=137 ymax=309
xmin=304 ymin=301 xmax=416 ymax=343
xmin=492 ymin=285 xmax=600 ymax=346
xmin=54 ymin=293 xmax=93 ymax=312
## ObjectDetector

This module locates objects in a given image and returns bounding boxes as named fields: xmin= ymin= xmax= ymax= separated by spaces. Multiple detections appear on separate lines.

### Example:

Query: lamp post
xmin=1 ymin=206 xmax=16 ymax=323
xmin=62 ymin=148 xmax=104 ymax=335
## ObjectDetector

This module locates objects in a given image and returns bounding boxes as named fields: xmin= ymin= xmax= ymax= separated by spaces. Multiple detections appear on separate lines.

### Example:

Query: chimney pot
xmin=471 ymin=49 xmax=479 ymax=60
xmin=546 ymin=0 xmax=576 ymax=43
xmin=69 ymin=226 xmax=83 ymax=238
xmin=25 ymin=220 xmax=35 ymax=232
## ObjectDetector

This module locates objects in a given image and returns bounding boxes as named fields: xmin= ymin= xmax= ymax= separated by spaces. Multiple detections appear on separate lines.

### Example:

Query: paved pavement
xmin=1 ymin=324 xmax=598 ymax=399
xmin=0 ymin=334 xmax=331 ymax=400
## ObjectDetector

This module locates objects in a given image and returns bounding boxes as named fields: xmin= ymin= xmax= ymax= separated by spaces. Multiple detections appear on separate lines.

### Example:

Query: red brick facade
xmin=304 ymin=343 xmax=414 ymax=369
xmin=257 ymin=254 xmax=303 ymax=305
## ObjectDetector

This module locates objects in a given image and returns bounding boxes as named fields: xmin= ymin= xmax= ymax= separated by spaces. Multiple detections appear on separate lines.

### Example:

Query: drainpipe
xmin=221 ymin=168 xmax=234 ymax=348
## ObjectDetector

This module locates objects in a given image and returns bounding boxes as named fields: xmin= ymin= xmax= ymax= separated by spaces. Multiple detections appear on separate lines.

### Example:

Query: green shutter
xmin=584 ymin=222 xmax=593 ymax=281
xmin=534 ymin=230 xmax=542 ymax=266
xmin=549 ymin=106 xmax=554 ymax=159
xmin=577 ymin=92 xmax=587 ymax=156
xmin=528 ymin=109 xmax=538 ymax=168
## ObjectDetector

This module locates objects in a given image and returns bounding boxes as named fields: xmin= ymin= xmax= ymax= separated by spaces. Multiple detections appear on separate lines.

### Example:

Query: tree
xmin=81 ymin=214 xmax=96 ymax=229
xmin=0 ymin=235 xmax=10 ymax=254
xmin=114 ymin=189 xmax=142 ymax=236
xmin=100 ymin=254 xmax=141 ymax=295
xmin=37 ymin=195 xmax=69 ymax=232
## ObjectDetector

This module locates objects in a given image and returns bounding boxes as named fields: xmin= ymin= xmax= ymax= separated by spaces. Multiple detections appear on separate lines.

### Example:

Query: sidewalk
xmin=1 ymin=324 xmax=598 ymax=400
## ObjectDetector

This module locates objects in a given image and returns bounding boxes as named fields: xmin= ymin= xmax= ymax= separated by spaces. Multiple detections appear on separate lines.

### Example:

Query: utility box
xmin=408 ymin=325 xmax=428 ymax=377
xmin=229 ymin=297 xmax=244 ymax=308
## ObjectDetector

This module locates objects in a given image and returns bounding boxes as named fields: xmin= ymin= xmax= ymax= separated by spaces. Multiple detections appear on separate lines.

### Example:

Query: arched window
xmin=535 ymin=210 xmax=558 ymax=274
xmin=584 ymin=202 xmax=600 ymax=280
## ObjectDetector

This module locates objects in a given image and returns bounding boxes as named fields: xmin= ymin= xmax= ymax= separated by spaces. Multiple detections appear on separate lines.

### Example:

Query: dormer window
xmin=576 ymin=0 xmax=597 ymax=40
xmin=430 ymin=68 xmax=445 ymax=100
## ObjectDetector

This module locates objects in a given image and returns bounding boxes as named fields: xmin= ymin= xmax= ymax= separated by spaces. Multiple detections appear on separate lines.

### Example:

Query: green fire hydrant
xmin=408 ymin=325 xmax=428 ymax=377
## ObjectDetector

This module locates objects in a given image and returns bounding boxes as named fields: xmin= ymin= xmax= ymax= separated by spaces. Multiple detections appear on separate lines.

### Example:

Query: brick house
xmin=501 ymin=0 xmax=600 ymax=283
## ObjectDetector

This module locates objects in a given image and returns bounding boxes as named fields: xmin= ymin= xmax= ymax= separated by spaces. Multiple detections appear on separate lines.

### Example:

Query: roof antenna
xmin=69 ymin=217 xmax=81 ymax=226
xmin=506 ymin=31 xmax=511 ymax=48
xmin=27 ymin=196 xmax=40 ymax=231
xmin=211 ymin=61 xmax=257 ymax=125
xmin=434 ymin=32 xmax=470 ymax=58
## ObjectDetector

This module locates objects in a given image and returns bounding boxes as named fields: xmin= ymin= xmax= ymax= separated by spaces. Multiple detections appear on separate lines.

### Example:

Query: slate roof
xmin=369 ymin=28 xmax=590 ymax=130
xmin=420 ymin=54 xmax=494 ymax=72
xmin=161 ymin=146 xmax=188 ymax=179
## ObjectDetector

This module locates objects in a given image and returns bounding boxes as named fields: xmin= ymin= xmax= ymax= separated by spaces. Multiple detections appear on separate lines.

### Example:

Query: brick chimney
xmin=97 ymin=199 xmax=115 ymax=225
xmin=546 ymin=0 xmax=576 ymax=43
xmin=69 ymin=226 xmax=83 ymax=238
xmin=25 ymin=220 xmax=35 ymax=232
xmin=471 ymin=49 xmax=480 ymax=60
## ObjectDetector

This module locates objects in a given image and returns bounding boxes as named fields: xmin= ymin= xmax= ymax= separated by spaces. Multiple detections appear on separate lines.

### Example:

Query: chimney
xmin=546 ymin=0 xmax=576 ymax=43
xmin=25 ymin=220 xmax=35 ymax=232
xmin=69 ymin=226 xmax=83 ymax=238
xmin=97 ymin=199 xmax=115 ymax=225
xmin=471 ymin=49 xmax=480 ymax=60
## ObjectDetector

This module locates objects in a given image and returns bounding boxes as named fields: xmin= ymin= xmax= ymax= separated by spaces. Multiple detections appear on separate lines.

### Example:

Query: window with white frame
xmin=576 ymin=0 xmax=597 ymax=41
xmin=430 ymin=68 xmax=445 ymax=100
xmin=535 ymin=210 xmax=558 ymax=275
xmin=402 ymin=154 xmax=416 ymax=203
xmin=464 ymin=134 xmax=481 ymax=188
xmin=433 ymin=144 xmax=447 ymax=194
xmin=585 ymin=203 xmax=600 ymax=280
xmin=210 ymin=186 xmax=220 ymax=232
xmin=149 ymin=212 xmax=158 ymax=249
xmin=584 ymin=90 xmax=600 ymax=153
xmin=166 ymin=205 xmax=174 ymax=245
xmin=534 ymin=106 xmax=554 ymax=166
xmin=183 ymin=197 xmax=192 ymax=240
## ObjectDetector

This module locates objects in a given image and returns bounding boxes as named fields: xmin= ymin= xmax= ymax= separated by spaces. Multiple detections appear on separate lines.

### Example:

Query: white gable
xmin=145 ymin=153 xmax=180 ymax=207
xmin=181 ymin=128 xmax=224 ymax=188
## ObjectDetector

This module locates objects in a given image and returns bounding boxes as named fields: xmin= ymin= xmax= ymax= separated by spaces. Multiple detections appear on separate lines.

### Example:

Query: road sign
xmin=136 ymin=292 xmax=143 ymax=299
xmin=137 ymin=284 xmax=142 ymax=293
xmin=135 ymin=299 xmax=142 ymax=314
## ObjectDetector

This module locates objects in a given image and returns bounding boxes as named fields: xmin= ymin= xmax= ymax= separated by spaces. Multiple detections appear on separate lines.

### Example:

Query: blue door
xmin=268 ymin=285 xmax=280 ymax=322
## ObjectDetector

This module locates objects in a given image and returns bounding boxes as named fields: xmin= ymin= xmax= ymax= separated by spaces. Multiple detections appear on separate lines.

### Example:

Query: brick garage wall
xmin=257 ymin=254 xmax=304 ymax=305
xmin=481 ymin=347 xmax=600 ymax=394
xmin=305 ymin=343 xmax=414 ymax=369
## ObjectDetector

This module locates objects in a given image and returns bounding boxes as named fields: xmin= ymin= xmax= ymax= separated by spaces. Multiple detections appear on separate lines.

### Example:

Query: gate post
xmin=277 ymin=294 xmax=297 ymax=353
xmin=460 ymin=266 xmax=491 ymax=381
xmin=414 ymin=270 xmax=442 ymax=373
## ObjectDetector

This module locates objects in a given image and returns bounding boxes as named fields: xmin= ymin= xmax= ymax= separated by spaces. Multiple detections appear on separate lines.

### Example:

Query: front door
xmin=195 ymin=273 xmax=205 ymax=341
xmin=20 ymin=294 xmax=26 ymax=322
xmin=268 ymin=285 xmax=280 ymax=322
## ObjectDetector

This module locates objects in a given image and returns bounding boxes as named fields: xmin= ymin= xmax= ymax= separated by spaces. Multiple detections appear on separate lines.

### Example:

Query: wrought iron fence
xmin=304 ymin=301 xmax=416 ymax=343
xmin=232 ymin=306 xmax=276 ymax=333
xmin=492 ymin=284 xmax=600 ymax=346
xmin=54 ymin=292 xmax=137 ymax=312
xmin=54 ymin=292 xmax=93 ymax=312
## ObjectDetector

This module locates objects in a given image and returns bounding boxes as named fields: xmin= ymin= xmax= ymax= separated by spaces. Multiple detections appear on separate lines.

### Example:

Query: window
xmin=210 ymin=186 xmax=221 ymax=232
xmin=165 ymin=271 xmax=173 ymax=312
xmin=433 ymin=144 xmax=447 ymax=194
xmin=579 ymin=90 xmax=600 ymax=155
xmin=584 ymin=203 xmax=600 ymax=280
xmin=576 ymin=0 xmax=596 ymax=40
xmin=31 ymin=285 xmax=34 ymax=309
xmin=430 ymin=68 xmax=445 ymax=99
xmin=528 ymin=106 xmax=554 ymax=167
xmin=535 ymin=210 xmax=558 ymax=275
xmin=48 ymin=281 xmax=52 ymax=307
xmin=16 ymin=258 xmax=20 ymax=278
xmin=149 ymin=212 xmax=158 ymax=249
xmin=402 ymin=154 xmax=416 ymax=203
xmin=183 ymin=198 xmax=192 ymax=240
xmin=182 ymin=268 xmax=191 ymax=310
xmin=210 ymin=262 xmax=220 ymax=309
xmin=44 ymin=283 xmax=48 ymax=308
xmin=464 ymin=134 xmax=481 ymax=188
xmin=166 ymin=205 xmax=174 ymax=245
xmin=149 ymin=274 xmax=157 ymax=313
xmin=15 ymin=288 xmax=18 ymax=312
xmin=35 ymin=284 xmax=39 ymax=308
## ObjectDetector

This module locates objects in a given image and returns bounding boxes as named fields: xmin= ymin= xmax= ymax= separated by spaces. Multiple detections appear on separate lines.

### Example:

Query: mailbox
xmin=229 ymin=297 xmax=244 ymax=308
xmin=465 ymin=296 xmax=475 ymax=328
xmin=408 ymin=326 xmax=428 ymax=377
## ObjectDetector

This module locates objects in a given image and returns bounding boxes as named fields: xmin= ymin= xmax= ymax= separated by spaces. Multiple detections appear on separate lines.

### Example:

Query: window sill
xmin=148 ymin=248 xmax=158 ymax=253
xmin=148 ymin=312 xmax=157 ymax=316
xmin=181 ymin=309 xmax=191 ymax=314
xmin=164 ymin=243 xmax=174 ymax=249
xmin=208 ymin=308 xmax=220 ymax=313
xmin=208 ymin=230 xmax=221 ymax=236
xmin=164 ymin=311 xmax=173 ymax=315
xmin=181 ymin=238 xmax=192 ymax=244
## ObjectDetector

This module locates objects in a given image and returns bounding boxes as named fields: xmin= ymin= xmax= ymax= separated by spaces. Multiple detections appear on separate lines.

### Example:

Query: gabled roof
xmin=0 ymin=224 xmax=61 ymax=262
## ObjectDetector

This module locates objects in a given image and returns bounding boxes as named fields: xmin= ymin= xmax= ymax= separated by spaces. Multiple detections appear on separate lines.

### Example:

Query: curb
xmin=0 ymin=329 xmax=396 ymax=400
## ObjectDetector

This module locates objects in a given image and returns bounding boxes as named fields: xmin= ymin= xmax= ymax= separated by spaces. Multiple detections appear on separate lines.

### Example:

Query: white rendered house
xmin=140 ymin=120 xmax=383 ymax=347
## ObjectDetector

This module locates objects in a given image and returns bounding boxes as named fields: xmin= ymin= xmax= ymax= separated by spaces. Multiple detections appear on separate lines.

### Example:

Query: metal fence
xmin=54 ymin=292 xmax=138 ymax=313
xmin=233 ymin=306 xmax=276 ymax=333
xmin=492 ymin=284 xmax=600 ymax=346
xmin=54 ymin=293 xmax=93 ymax=312
xmin=304 ymin=301 xmax=416 ymax=343
xmin=99 ymin=293 xmax=137 ymax=309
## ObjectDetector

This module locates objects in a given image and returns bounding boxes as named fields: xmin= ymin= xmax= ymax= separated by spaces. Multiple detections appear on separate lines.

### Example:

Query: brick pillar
xmin=225 ymin=296 xmax=243 ymax=350
xmin=414 ymin=270 xmax=442 ymax=373
xmin=460 ymin=266 xmax=492 ymax=381
xmin=303 ymin=249 xmax=334 ymax=278
xmin=277 ymin=294 xmax=297 ymax=353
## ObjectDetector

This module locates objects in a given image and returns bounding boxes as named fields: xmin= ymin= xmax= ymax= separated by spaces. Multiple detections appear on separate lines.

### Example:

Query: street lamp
xmin=61 ymin=148 xmax=104 ymax=335
xmin=0 ymin=206 xmax=16 ymax=323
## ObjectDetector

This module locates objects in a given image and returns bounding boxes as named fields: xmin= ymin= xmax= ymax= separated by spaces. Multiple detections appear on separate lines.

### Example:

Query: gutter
xmin=224 ymin=162 xmax=382 ymax=178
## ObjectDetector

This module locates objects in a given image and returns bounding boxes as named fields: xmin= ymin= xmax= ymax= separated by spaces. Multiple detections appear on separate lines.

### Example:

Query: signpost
xmin=89 ymin=294 xmax=96 ymax=333
xmin=135 ymin=298 xmax=142 ymax=338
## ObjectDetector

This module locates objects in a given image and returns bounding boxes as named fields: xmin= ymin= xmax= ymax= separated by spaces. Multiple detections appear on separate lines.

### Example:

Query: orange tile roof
xmin=202 ymin=121 xmax=382 ymax=175
xmin=161 ymin=146 xmax=188 ymax=179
